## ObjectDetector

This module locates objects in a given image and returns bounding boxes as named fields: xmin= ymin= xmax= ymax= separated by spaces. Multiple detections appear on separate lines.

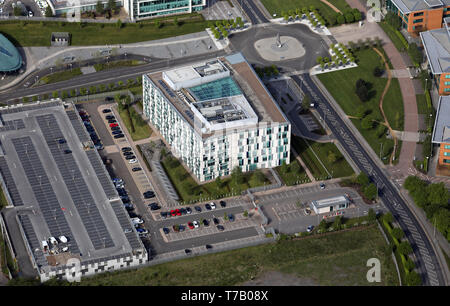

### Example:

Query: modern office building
xmin=142 ymin=53 xmax=291 ymax=182
xmin=386 ymin=0 xmax=450 ymax=34
xmin=0 ymin=100 xmax=147 ymax=282
xmin=432 ymin=95 xmax=450 ymax=175
xmin=48 ymin=0 xmax=122 ymax=16
xmin=0 ymin=34 xmax=22 ymax=72
xmin=123 ymin=0 xmax=205 ymax=20
xmin=420 ymin=18 xmax=450 ymax=95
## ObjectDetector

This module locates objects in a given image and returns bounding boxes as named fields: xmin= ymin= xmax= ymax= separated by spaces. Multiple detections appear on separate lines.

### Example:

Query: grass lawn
xmin=378 ymin=22 xmax=407 ymax=52
xmin=261 ymin=0 xmax=351 ymax=24
xmin=94 ymin=60 xmax=144 ymax=72
xmin=275 ymin=157 xmax=310 ymax=186
xmin=291 ymin=136 xmax=354 ymax=179
xmin=416 ymin=94 xmax=429 ymax=115
xmin=38 ymin=68 xmax=82 ymax=85
xmin=75 ymin=225 xmax=398 ymax=286
xmin=0 ymin=13 xmax=213 ymax=46
xmin=317 ymin=47 xmax=404 ymax=164
xmin=117 ymin=106 xmax=152 ymax=141
xmin=161 ymin=155 xmax=269 ymax=203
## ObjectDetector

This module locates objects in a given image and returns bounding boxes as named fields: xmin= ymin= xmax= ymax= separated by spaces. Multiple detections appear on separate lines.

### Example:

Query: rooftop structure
xmin=0 ymin=34 xmax=22 ymax=72
xmin=0 ymin=100 xmax=146 ymax=282
xmin=389 ymin=0 xmax=450 ymax=14
xmin=310 ymin=195 xmax=350 ymax=214
xmin=420 ymin=25 xmax=450 ymax=74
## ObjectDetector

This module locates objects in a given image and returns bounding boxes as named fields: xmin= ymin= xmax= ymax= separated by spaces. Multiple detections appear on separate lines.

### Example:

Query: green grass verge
xmin=0 ymin=13 xmax=213 ymax=46
xmin=161 ymin=156 xmax=269 ymax=203
xmin=0 ymin=187 xmax=8 ymax=210
xmin=382 ymin=78 xmax=404 ymax=131
xmin=117 ymin=106 xmax=152 ymax=141
xmin=291 ymin=136 xmax=354 ymax=179
xmin=73 ymin=225 xmax=397 ymax=286
xmin=275 ymin=158 xmax=310 ymax=186
xmin=415 ymin=94 xmax=429 ymax=115
xmin=93 ymin=60 xmax=144 ymax=72
xmin=261 ymin=0 xmax=351 ymax=24
xmin=378 ymin=22 xmax=407 ymax=52
xmin=38 ymin=68 xmax=82 ymax=85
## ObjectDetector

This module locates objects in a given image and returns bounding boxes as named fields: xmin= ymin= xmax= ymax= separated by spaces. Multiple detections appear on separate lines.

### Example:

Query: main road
xmin=292 ymin=73 xmax=444 ymax=286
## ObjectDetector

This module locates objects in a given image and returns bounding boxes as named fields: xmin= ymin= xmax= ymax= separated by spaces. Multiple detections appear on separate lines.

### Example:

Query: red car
xmin=187 ymin=222 xmax=194 ymax=229
xmin=110 ymin=123 xmax=119 ymax=128
xmin=170 ymin=210 xmax=176 ymax=217
xmin=175 ymin=209 xmax=181 ymax=216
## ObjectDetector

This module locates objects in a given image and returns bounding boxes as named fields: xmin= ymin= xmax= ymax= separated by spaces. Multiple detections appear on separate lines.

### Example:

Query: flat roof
xmin=391 ymin=0 xmax=450 ymax=13
xmin=165 ymin=66 xmax=200 ymax=85
xmin=432 ymin=95 xmax=450 ymax=143
xmin=420 ymin=27 xmax=450 ymax=74
xmin=0 ymin=100 xmax=144 ymax=274
xmin=0 ymin=34 xmax=22 ymax=72
xmin=146 ymin=53 xmax=287 ymax=138
xmin=311 ymin=195 xmax=349 ymax=208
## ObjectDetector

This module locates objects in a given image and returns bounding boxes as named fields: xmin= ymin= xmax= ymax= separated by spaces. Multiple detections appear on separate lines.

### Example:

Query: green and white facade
xmin=143 ymin=54 xmax=291 ymax=182
xmin=124 ymin=0 xmax=205 ymax=20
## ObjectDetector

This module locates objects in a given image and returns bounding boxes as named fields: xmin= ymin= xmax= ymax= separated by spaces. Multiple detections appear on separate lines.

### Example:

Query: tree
xmin=405 ymin=271 xmax=422 ymax=286
xmin=327 ymin=151 xmax=337 ymax=164
xmin=32 ymin=96 xmax=38 ymax=102
xmin=363 ymin=183 xmax=377 ymax=200
xmin=174 ymin=17 xmax=180 ymax=26
xmin=243 ymin=210 xmax=248 ymax=217
xmin=426 ymin=183 xmax=449 ymax=207
xmin=52 ymin=91 xmax=59 ymax=99
xmin=433 ymin=209 xmax=450 ymax=239
xmin=397 ymin=241 xmax=413 ymax=255
xmin=96 ymin=0 xmax=104 ymax=14
xmin=404 ymin=176 xmax=426 ymax=191
xmin=356 ymin=172 xmax=369 ymax=186
xmin=361 ymin=116 xmax=374 ymax=130
xmin=353 ymin=10 xmax=362 ymax=21
xmin=44 ymin=5 xmax=53 ymax=17
xmin=318 ymin=219 xmax=328 ymax=232
xmin=367 ymin=208 xmax=376 ymax=222
xmin=332 ymin=216 xmax=342 ymax=230
xmin=116 ymin=19 xmax=122 ymax=29
xmin=108 ymin=0 xmax=116 ymax=12
xmin=356 ymin=105 xmax=367 ymax=118
xmin=328 ymin=14 xmax=337 ymax=26
xmin=252 ymin=171 xmax=266 ymax=184
xmin=337 ymin=14 xmax=345 ymax=25
xmin=231 ymin=166 xmax=245 ymax=185
xmin=391 ymin=228 xmax=405 ymax=240
xmin=376 ymin=124 xmax=386 ymax=138
xmin=61 ymin=91 xmax=68 ymax=99
xmin=89 ymin=86 xmax=97 ymax=94
xmin=22 ymin=96 xmax=29 ymax=103
xmin=408 ymin=43 xmax=422 ymax=66
xmin=80 ymin=88 xmax=87 ymax=96
xmin=373 ymin=66 xmax=383 ymax=77
xmin=344 ymin=13 xmax=354 ymax=23
xmin=215 ymin=176 xmax=223 ymax=189
xmin=404 ymin=258 xmax=415 ymax=271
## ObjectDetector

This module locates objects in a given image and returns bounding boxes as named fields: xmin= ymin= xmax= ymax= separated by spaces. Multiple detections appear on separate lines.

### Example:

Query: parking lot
xmin=76 ymin=99 xmax=268 ymax=258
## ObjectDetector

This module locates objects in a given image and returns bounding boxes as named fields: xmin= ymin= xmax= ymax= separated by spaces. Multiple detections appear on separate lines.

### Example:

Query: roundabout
xmin=254 ymin=35 xmax=306 ymax=62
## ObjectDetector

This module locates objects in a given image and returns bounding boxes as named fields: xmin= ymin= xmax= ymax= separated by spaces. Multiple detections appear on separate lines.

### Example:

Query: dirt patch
xmin=241 ymin=271 xmax=318 ymax=286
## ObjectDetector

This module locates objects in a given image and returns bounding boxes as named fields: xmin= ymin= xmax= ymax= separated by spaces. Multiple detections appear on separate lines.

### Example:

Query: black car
xmin=105 ymin=115 xmax=115 ymax=120
xmin=179 ymin=208 xmax=187 ymax=215
xmin=228 ymin=214 xmax=235 ymax=222
xmin=219 ymin=200 xmax=226 ymax=208
xmin=117 ymin=188 xmax=127 ymax=196
xmin=144 ymin=194 xmax=155 ymax=199
xmin=213 ymin=217 xmax=219 ymax=225
xmin=114 ymin=134 xmax=125 ymax=139
xmin=160 ymin=212 xmax=168 ymax=219
xmin=108 ymin=119 xmax=117 ymax=124
xmin=205 ymin=244 xmax=213 ymax=250
xmin=112 ymin=130 xmax=123 ymax=135
xmin=124 ymin=204 xmax=134 ymax=211
xmin=148 ymin=203 xmax=160 ymax=211
xmin=132 ymin=167 xmax=142 ymax=172
xmin=205 ymin=203 xmax=211 ymax=210
xmin=217 ymin=225 xmax=224 ymax=231
xmin=111 ymin=126 xmax=121 ymax=130
xmin=122 ymin=197 xmax=130 ymax=203
xmin=184 ymin=249 xmax=191 ymax=254
xmin=64 ymin=149 xmax=72 ymax=154
xmin=163 ymin=227 xmax=170 ymax=234
xmin=104 ymin=97 xmax=114 ymax=103
xmin=128 ymin=212 xmax=139 ymax=218
xmin=143 ymin=190 xmax=154 ymax=196
xmin=125 ymin=155 xmax=136 ymax=160
xmin=123 ymin=151 xmax=134 ymax=155
xmin=186 ymin=207 xmax=192 ymax=214
xmin=194 ymin=206 xmax=202 ymax=213
xmin=58 ymin=138 xmax=66 ymax=144
xmin=179 ymin=225 xmax=185 ymax=232
xmin=121 ymin=147 xmax=132 ymax=152
xmin=202 ymin=219 xmax=209 ymax=227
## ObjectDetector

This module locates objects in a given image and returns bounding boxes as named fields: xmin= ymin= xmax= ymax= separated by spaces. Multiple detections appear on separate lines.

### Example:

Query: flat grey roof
xmin=420 ymin=28 xmax=450 ymax=74
xmin=391 ymin=0 xmax=450 ymax=13
xmin=311 ymin=195 xmax=349 ymax=208
xmin=432 ymin=95 xmax=450 ymax=143
xmin=0 ymin=100 xmax=144 ymax=273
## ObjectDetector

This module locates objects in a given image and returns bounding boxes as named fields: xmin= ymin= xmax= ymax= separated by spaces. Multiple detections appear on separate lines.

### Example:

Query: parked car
xmin=128 ymin=212 xmax=139 ymax=218
xmin=148 ymin=203 xmax=160 ymax=211
xmin=163 ymin=227 xmax=170 ymax=234
xmin=131 ymin=217 xmax=143 ymax=224
xmin=105 ymin=115 xmax=115 ymax=120
xmin=202 ymin=219 xmax=209 ymax=227
xmin=64 ymin=149 xmax=72 ymax=154
xmin=111 ymin=126 xmax=121 ymax=131
xmin=58 ymin=138 xmax=66 ymax=144
xmin=132 ymin=167 xmax=142 ymax=172
xmin=228 ymin=214 xmax=235 ymax=222
xmin=205 ymin=244 xmax=213 ymax=250
xmin=112 ymin=130 xmax=123 ymax=135
xmin=121 ymin=147 xmax=132 ymax=152
xmin=175 ymin=209 xmax=181 ymax=216
xmin=170 ymin=210 xmax=177 ymax=217
xmin=108 ymin=119 xmax=117 ymax=124
xmin=123 ymin=151 xmax=134 ymax=156
xmin=160 ymin=212 xmax=168 ymax=219
xmin=188 ymin=222 xmax=194 ymax=229
xmin=194 ymin=206 xmax=202 ymax=213
xmin=114 ymin=134 xmax=125 ymax=139
xmin=186 ymin=207 xmax=192 ymax=214
xmin=128 ymin=159 xmax=138 ymax=164
xmin=307 ymin=225 xmax=314 ymax=232
xmin=213 ymin=217 xmax=219 ymax=225
xmin=192 ymin=220 xmax=199 ymax=228
xmin=109 ymin=123 xmax=119 ymax=128
xmin=184 ymin=249 xmax=191 ymax=254
xmin=219 ymin=200 xmax=226 ymax=208
xmin=179 ymin=225 xmax=185 ymax=232
xmin=136 ymin=228 xmax=148 ymax=234
xmin=143 ymin=191 xmax=155 ymax=199
xmin=205 ymin=203 xmax=211 ymax=210
xmin=125 ymin=155 xmax=136 ymax=160
xmin=180 ymin=208 xmax=187 ymax=215
xmin=102 ymin=107 xmax=112 ymax=112
xmin=320 ymin=183 xmax=325 ymax=189
xmin=217 ymin=225 xmax=224 ymax=231
xmin=210 ymin=202 xmax=216 ymax=210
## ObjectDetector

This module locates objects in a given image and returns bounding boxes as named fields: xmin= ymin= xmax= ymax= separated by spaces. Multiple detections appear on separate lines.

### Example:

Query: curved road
xmin=292 ymin=73 xmax=444 ymax=286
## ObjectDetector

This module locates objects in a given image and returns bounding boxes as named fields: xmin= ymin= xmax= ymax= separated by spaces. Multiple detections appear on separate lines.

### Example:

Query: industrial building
xmin=0 ymin=100 xmax=147 ymax=282
xmin=310 ymin=195 xmax=350 ymax=215
xmin=142 ymin=53 xmax=291 ymax=182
